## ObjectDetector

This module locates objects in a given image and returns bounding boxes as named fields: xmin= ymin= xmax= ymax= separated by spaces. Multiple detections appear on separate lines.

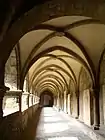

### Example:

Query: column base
xmin=58 ymin=108 xmax=60 ymax=112
xmin=75 ymin=116 xmax=79 ymax=119
xmin=93 ymin=125 xmax=99 ymax=130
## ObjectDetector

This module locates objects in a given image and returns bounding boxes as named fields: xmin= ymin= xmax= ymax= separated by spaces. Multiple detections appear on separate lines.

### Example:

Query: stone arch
xmin=37 ymin=81 xmax=62 ymax=95
xmin=33 ymin=72 xmax=65 ymax=91
xmin=1 ymin=0 xmax=105 ymax=73
xmin=35 ymin=78 xmax=63 ymax=94
xmin=38 ymin=82 xmax=60 ymax=96
xmin=29 ymin=55 xmax=77 ymax=87
xmin=21 ymin=46 xmax=94 ymax=90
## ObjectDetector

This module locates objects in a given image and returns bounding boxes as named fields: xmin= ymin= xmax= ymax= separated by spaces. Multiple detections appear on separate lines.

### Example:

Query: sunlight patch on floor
xmin=36 ymin=108 xmax=91 ymax=140
xmin=44 ymin=123 xmax=69 ymax=133
xmin=44 ymin=116 xmax=62 ymax=122
xmin=48 ymin=137 xmax=78 ymax=140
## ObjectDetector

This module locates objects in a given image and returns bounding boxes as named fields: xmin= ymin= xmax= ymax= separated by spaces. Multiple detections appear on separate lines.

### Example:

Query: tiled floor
xmin=36 ymin=107 xmax=92 ymax=140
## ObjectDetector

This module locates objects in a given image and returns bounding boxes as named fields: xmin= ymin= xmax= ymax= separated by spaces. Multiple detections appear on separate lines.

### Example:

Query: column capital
xmin=90 ymin=88 xmax=99 ymax=97
xmin=90 ymin=88 xmax=99 ymax=92
xmin=75 ymin=92 xmax=79 ymax=98
xmin=0 ymin=85 xmax=10 ymax=97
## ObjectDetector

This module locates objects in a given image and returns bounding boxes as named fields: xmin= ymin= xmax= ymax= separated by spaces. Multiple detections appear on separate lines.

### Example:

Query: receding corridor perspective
xmin=1 ymin=1 xmax=105 ymax=140
xmin=36 ymin=107 xmax=92 ymax=140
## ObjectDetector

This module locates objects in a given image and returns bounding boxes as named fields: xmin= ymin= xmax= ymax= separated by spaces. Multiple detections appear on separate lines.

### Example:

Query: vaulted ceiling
xmin=1 ymin=1 xmax=105 ymax=96
xmin=13 ymin=15 xmax=105 ymax=96
xmin=0 ymin=0 xmax=49 ymax=42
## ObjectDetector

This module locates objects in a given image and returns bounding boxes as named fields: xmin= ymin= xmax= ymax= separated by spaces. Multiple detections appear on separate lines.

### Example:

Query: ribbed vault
xmin=2 ymin=1 xmax=105 ymax=132
xmin=11 ymin=15 xmax=105 ymax=97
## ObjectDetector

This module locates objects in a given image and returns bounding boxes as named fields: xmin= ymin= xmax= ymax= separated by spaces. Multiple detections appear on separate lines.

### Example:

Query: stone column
xmin=62 ymin=94 xmax=64 ymax=111
xmin=67 ymin=94 xmax=70 ymax=114
xmin=60 ymin=95 xmax=62 ymax=110
xmin=55 ymin=97 xmax=57 ymax=106
xmin=99 ymin=86 xmax=104 ymax=125
xmin=33 ymin=95 xmax=35 ymax=105
xmin=66 ymin=94 xmax=68 ymax=113
xmin=54 ymin=97 xmax=56 ymax=106
xmin=27 ymin=94 xmax=30 ymax=108
xmin=19 ymin=94 xmax=22 ymax=112
xmin=77 ymin=95 xmax=79 ymax=119
xmin=31 ymin=95 xmax=33 ymax=106
xmin=59 ymin=95 xmax=62 ymax=110
xmin=0 ymin=86 xmax=9 ymax=118
xmin=31 ymin=95 xmax=34 ymax=116
xmin=60 ymin=94 xmax=63 ymax=110
xmin=57 ymin=94 xmax=60 ymax=111
xmin=64 ymin=91 xmax=67 ymax=113
xmin=34 ymin=95 xmax=35 ymax=104
xmin=76 ymin=90 xmax=79 ymax=119
xmin=92 ymin=89 xmax=100 ymax=130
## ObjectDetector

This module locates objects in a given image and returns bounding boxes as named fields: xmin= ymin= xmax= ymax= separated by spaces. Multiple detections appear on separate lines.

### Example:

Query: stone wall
xmin=69 ymin=80 xmax=77 ymax=117
xmin=23 ymin=75 xmax=29 ymax=92
xmin=99 ymin=50 xmax=105 ymax=125
xmin=0 ymin=104 xmax=39 ymax=140
xmin=5 ymin=47 xmax=17 ymax=90
xmin=79 ymin=67 xmax=92 ymax=92
xmin=83 ymin=89 xmax=91 ymax=126
xmin=79 ymin=67 xmax=93 ymax=125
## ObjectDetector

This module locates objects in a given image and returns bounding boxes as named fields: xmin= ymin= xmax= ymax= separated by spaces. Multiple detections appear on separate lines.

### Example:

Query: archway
xmin=40 ymin=90 xmax=54 ymax=107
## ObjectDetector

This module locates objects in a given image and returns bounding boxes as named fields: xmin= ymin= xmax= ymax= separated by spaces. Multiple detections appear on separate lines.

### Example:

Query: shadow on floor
xmin=20 ymin=107 xmax=42 ymax=140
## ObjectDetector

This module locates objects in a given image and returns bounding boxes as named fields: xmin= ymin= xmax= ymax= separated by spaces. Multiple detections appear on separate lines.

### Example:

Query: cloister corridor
xmin=36 ymin=107 xmax=92 ymax=140
xmin=1 ymin=1 xmax=105 ymax=140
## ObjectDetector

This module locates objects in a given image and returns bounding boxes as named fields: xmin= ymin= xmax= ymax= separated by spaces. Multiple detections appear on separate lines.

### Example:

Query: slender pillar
xmin=31 ymin=95 xmax=33 ymax=106
xmin=64 ymin=91 xmax=67 ymax=113
xmin=55 ymin=96 xmax=57 ymax=106
xmin=19 ymin=95 xmax=22 ymax=112
xmin=59 ymin=95 xmax=61 ymax=109
xmin=33 ymin=95 xmax=35 ymax=105
xmin=77 ymin=95 xmax=79 ymax=119
xmin=76 ymin=90 xmax=79 ymax=119
xmin=60 ymin=94 xmax=63 ymax=110
xmin=60 ymin=95 xmax=63 ymax=110
xmin=54 ymin=97 xmax=56 ymax=106
xmin=92 ymin=89 xmax=100 ymax=130
xmin=66 ymin=94 xmax=68 ymax=113
xmin=0 ymin=95 xmax=4 ymax=118
xmin=69 ymin=94 xmax=72 ymax=115
xmin=57 ymin=94 xmax=60 ymax=111
xmin=62 ymin=94 xmax=64 ymax=111
xmin=31 ymin=95 xmax=34 ymax=116
xmin=27 ymin=94 xmax=30 ymax=108
xmin=67 ymin=94 xmax=70 ymax=115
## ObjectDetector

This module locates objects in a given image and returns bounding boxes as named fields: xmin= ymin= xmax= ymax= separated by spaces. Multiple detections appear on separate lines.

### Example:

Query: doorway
xmin=40 ymin=91 xmax=54 ymax=107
